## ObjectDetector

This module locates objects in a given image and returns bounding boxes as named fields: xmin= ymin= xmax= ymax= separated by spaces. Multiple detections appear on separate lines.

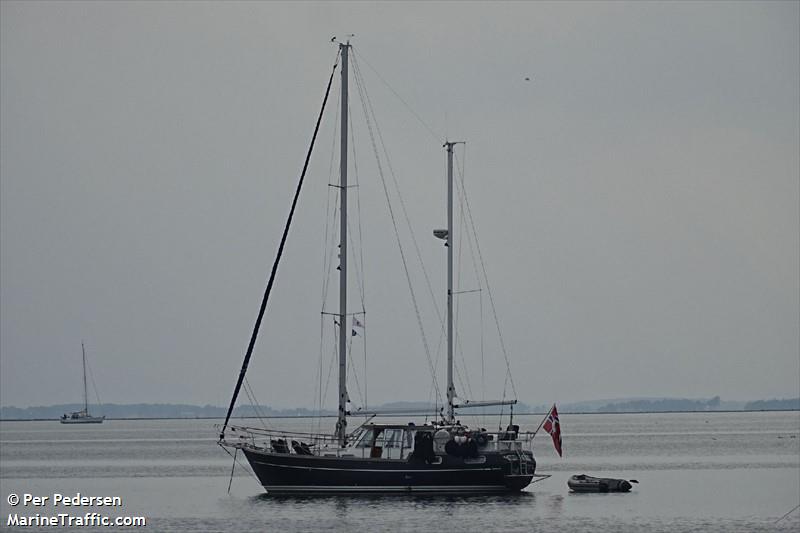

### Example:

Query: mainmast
xmin=81 ymin=341 xmax=88 ymax=414
xmin=336 ymin=41 xmax=350 ymax=446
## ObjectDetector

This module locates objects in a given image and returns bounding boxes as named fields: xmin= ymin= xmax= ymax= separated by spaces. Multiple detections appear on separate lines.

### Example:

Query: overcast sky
xmin=1 ymin=1 xmax=798 ymax=410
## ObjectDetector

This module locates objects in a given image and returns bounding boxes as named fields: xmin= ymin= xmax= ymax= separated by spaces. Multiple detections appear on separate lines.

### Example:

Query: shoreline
xmin=2 ymin=408 xmax=798 ymax=422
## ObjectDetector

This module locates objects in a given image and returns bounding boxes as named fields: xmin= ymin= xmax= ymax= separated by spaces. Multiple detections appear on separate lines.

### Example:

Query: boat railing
xmin=483 ymin=439 xmax=524 ymax=452
xmin=219 ymin=424 xmax=341 ymax=450
xmin=219 ymin=424 xmax=535 ymax=457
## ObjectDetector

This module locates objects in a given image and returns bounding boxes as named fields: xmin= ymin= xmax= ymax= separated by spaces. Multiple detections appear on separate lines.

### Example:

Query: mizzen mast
xmin=445 ymin=142 xmax=455 ymax=424
xmin=439 ymin=141 xmax=463 ymax=424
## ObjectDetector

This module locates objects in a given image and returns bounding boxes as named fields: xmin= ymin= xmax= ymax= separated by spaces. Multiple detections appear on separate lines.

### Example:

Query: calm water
xmin=1 ymin=412 xmax=798 ymax=532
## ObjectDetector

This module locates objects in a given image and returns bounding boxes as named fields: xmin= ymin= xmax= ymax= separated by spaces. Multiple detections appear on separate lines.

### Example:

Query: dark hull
xmin=242 ymin=448 xmax=535 ymax=494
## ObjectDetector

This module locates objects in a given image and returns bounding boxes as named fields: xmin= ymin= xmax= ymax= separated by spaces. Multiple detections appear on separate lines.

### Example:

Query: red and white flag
xmin=542 ymin=404 xmax=563 ymax=457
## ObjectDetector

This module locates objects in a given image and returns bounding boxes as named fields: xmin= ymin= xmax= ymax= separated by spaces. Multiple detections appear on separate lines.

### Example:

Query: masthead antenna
xmin=330 ymin=34 xmax=355 ymax=45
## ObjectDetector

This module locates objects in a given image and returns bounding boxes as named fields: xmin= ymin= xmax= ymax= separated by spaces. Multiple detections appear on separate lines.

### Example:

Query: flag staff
xmin=530 ymin=403 xmax=556 ymax=437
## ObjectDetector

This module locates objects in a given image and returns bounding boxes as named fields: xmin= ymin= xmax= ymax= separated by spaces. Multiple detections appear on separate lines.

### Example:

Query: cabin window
xmin=375 ymin=428 xmax=403 ymax=448
xmin=354 ymin=428 xmax=375 ymax=448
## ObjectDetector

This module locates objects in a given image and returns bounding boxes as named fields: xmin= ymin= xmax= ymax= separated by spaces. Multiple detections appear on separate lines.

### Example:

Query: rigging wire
xmin=454 ymin=325 xmax=476 ymax=403
xmin=461 ymin=150 xmax=487 ymax=425
xmin=317 ymin=189 xmax=339 ymax=431
xmin=321 ymin=97 xmax=341 ymax=294
xmin=456 ymin=161 xmax=513 ymax=427
xmin=242 ymin=377 xmax=273 ymax=430
xmin=467 ymin=202 xmax=488 ymax=426
xmin=321 ymin=90 xmax=341 ymax=302
xmin=346 ymin=54 xmax=518 ymax=425
xmin=342 ymin=98 xmax=369 ymax=408
xmin=350 ymin=49 xmax=443 ymax=406
xmin=355 ymin=48 xmax=489 ymax=416
xmin=315 ymin=319 xmax=339 ymax=437
xmin=348 ymin=100 xmax=367 ymax=315
xmin=351 ymin=50 xmax=445 ymax=325
xmin=426 ymin=147 xmax=483 ymax=420
xmin=349 ymin=97 xmax=369 ymax=409
xmin=352 ymin=48 xmax=443 ymax=144
xmin=226 ymin=448 xmax=237 ymax=494
xmin=452 ymin=167 xmax=479 ymax=409
xmin=466 ymin=147 xmax=487 ymax=414
xmin=220 ymin=52 xmax=340 ymax=441
xmin=454 ymin=150 xmax=519 ymax=407
xmin=317 ymin=322 xmax=339 ymax=437
xmin=315 ymin=73 xmax=342 ymax=437
xmin=453 ymin=146 xmax=488 ymax=425
xmin=83 ymin=352 xmax=103 ymax=414
xmin=218 ymin=442 xmax=260 ymax=488
xmin=775 ymin=503 xmax=800 ymax=524
xmin=346 ymin=329 xmax=365 ymax=408
xmin=249 ymin=47 xmax=515 ymax=431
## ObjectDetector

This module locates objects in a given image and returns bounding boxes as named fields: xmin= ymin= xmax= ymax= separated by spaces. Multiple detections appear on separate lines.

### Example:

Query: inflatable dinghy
xmin=568 ymin=474 xmax=634 ymax=492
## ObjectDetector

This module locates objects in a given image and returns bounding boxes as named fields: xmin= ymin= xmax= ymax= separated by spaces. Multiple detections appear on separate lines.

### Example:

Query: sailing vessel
xmin=60 ymin=341 xmax=105 ymax=424
xmin=219 ymin=41 xmax=542 ymax=494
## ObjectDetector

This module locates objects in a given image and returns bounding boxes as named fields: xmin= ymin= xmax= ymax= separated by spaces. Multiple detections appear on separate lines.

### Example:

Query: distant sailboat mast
xmin=81 ymin=341 xmax=88 ymax=415
xmin=61 ymin=341 xmax=104 ymax=423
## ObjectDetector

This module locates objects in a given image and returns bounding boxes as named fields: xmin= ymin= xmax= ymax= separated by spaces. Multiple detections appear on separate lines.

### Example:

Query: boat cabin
xmin=338 ymin=422 xmax=526 ymax=460
xmin=348 ymin=423 xmax=431 ymax=460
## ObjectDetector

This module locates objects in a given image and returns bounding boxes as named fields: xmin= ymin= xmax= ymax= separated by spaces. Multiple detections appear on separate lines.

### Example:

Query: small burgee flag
xmin=352 ymin=316 xmax=364 ymax=336
xmin=543 ymin=404 xmax=563 ymax=457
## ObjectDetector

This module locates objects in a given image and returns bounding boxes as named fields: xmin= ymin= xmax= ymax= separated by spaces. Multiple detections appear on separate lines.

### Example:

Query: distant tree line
xmin=597 ymin=396 xmax=722 ymax=413
xmin=1 ymin=397 xmax=798 ymax=419
xmin=743 ymin=398 xmax=800 ymax=411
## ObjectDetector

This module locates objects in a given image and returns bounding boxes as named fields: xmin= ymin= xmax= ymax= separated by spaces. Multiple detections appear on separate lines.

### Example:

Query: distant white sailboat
xmin=60 ymin=341 xmax=105 ymax=424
